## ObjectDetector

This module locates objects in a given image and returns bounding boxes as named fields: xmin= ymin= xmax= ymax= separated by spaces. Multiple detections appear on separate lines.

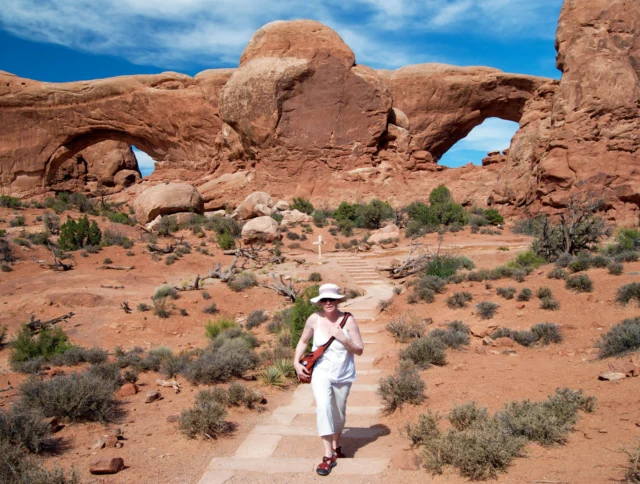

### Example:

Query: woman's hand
xmin=329 ymin=324 xmax=347 ymax=342
xmin=294 ymin=361 xmax=311 ymax=383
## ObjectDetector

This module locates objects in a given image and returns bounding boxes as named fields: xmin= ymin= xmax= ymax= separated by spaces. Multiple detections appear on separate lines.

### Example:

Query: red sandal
xmin=316 ymin=455 xmax=337 ymax=476
xmin=333 ymin=446 xmax=346 ymax=458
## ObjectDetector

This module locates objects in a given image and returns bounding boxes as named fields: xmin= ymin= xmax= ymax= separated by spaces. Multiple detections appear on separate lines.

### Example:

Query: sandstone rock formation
xmin=368 ymin=224 xmax=400 ymax=245
xmin=50 ymin=141 xmax=141 ymax=193
xmin=0 ymin=0 xmax=639 ymax=221
xmin=133 ymin=183 xmax=204 ymax=224
xmin=280 ymin=209 xmax=313 ymax=225
xmin=241 ymin=216 xmax=281 ymax=243
xmin=233 ymin=191 xmax=275 ymax=220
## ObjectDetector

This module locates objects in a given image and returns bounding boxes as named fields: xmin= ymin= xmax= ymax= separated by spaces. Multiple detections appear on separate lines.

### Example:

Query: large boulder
xmin=241 ymin=216 xmax=281 ymax=243
xmin=219 ymin=20 xmax=392 ymax=151
xmin=280 ymin=209 xmax=313 ymax=225
xmin=134 ymin=183 xmax=204 ymax=224
xmin=368 ymin=224 xmax=400 ymax=245
xmin=198 ymin=171 xmax=255 ymax=211
xmin=233 ymin=191 xmax=275 ymax=220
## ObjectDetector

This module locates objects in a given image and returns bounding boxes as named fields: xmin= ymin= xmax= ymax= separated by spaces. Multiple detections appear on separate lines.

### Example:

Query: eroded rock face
xmin=50 ymin=141 xmax=141 ymax=192
xmin=219 ymin=20 xmax=392 ymax=152
xmin=241 ymin=216 xmax=281 ymax=243
xmin=133 ymin=183 xmax=204 ymax=224
xmin=233 ymin=191 xmax=275 ymax=220
xmin=493 ymin=0 xmax=640 ymax=220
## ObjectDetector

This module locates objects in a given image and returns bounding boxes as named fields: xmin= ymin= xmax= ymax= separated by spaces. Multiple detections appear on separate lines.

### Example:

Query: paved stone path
xmin=199 ymin=252 xmax=396 ymax=483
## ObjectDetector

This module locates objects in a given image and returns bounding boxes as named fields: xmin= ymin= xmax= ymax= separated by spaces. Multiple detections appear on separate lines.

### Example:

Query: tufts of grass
xmin=496 ymin=286 xmax=516 ymax=300
xmin=429 ymin=321 xmax=470 ymax=349
xmin=228 ymin=272 xmax=257 ymax=292
xmin=540 ymin=297 xmax=560 ymax=311
xmin=179 ymin=390 xmax=231 ymax=439
xmin=547 ymin=267 xmax=568 ymax=280
xmin=516 ymin=288 xmax=532 ymax=301
xmin=537 ymin=286 xmax=553 ymax=299
xmin=205 ymin=318 xmax=238 ymax=340
xmin=153 ymin=284 xmax=178 ymax=300
xmin=448 ymin=401 xmax=489 ymax=431
xmin=595 ymin=317 xmax=640 ymax=358
xmin=258 ymin=366 xmax=287 ymax=388
xmin=202 ymin=303 xmax=218 ymax=315
xmin=608 ymin=262 xmax=624 ymax=275
xmin=246 ymin=309 xmax=268 ymax=329
xmin=386 ymin=314 xmax=426 ymax=343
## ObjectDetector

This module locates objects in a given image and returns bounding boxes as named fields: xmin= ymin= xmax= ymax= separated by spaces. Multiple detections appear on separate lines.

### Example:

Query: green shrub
xmin=567 ymin=254 xmax=591 ymax=273
xmin=496 ymin=286 xmax=516 ymax=300
xmin=226 ymin=382 xmax=263 ymax=408
xmin=0 ymin=440 xmax=80 ymax=483
xmin=228 ymin=272 xmax=257 ymax=292
xmin=291 ymin=197 xmax=314 ymax=214
xmin=20 ymin=370 xmax=119 ymax=422
xmin=49 ymin=347 xmax=108 ymax=367
xmin=10 ymin=326 xmax=73 ymax=369
xmin=9 ymin=216 xmax=25 ymax=227
xmin=446 ymin=291 xmax=473 ymax=309
xmin=622 ymin=441 xmax=640 ymax=483
xmin=416 ymin=275 xmax=447 ymax=294
xmin=614 ymin=250 xmax=639 ymax=263
xmin=386 ymin=315 xmax=426 ymax=343
xmin=617 ymin=228 xmax=640 ymax=250
xmin=0 ymin=238 xmax=16 ymax=265
xmin=531 ymin=323 xmax=563 ymax=345
xmin=289 ymin=284 xmax=319 ymax=348
xmin=476 ymin=302 xmax=498 ymax=320
xmin=246 ymin=309 xmax=268 ymax=329
xmin=153 ymin=298 xmax=170 ymax=318
xmin=406 ymin=410 xmax=441 ymax=447
xmin=483 ymin=209 xmax=503 ymax=226
xmin=555 ymin=252 xmax=573 ymax=268
xmin=400 ymin=336 xmax=447 ymax=368
xmin=565 ymin=274 xmax=593 ymax=293
xmin=377 ymin=362 xmax=425 ymax=414
xmin=216 ymin=232 xmax=236 ymax=250
xmin=517 ymin=288 xmax=532 ymax=301
xmin=104 ymin=210 xmax=134 ymax=226
xmin=203 ymin=303 xmax=218 ymax=315
xmin=358 ymin=199 xmax=394 ymax=229
xmin=509 ymin=251 xmax=545 ymax=270
xmin=286 ymin=231 xmax=300 ymax=240
xmin=58 ymin=215 xmax=101 ymax=250
xmin=155 ymin=215 xmax=179 ymax=236
xmin=205 ymin=317 xmax=238 ymax=340
xmin=183 ymin=338 xmax=258 ymax=385
xmin=591 ymin=254 xmax=610 ymax=268
xmin=259 ymin=365 xmax=287 ymax=388
xmin=0 ymin=196 xmax=21 ymax=208
xmin=179 ymin=391 xmax=231 ymax=439
xmin=424 ymin=255 xmax=474 ymax=278
xmin=596 ymin=317 xmax=640 ymax=358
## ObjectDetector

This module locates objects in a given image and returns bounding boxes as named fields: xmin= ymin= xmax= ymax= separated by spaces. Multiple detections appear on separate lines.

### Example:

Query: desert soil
xmin=1 ymin=207 xmax=639 ymax=483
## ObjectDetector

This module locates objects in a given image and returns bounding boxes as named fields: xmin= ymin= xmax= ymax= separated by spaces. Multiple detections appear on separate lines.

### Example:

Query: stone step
xmin=252 ymin=424 xmax=389 ymax=439
xmin=201 ymin=457 xmax=390 ymax=476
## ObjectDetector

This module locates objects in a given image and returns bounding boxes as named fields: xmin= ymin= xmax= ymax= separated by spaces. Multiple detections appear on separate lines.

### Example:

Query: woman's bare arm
xmin=330 ymin=314 xmax=364 ymax=356
xmin=293 ymin=314 xmax=316 ymax=382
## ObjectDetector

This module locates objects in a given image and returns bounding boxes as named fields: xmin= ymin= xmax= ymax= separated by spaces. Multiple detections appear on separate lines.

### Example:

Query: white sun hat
xmin=310 ymin=283 xmax=346 ymax=304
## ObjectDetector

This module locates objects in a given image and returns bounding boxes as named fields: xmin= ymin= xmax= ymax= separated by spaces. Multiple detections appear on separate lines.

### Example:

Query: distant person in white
xmin=293 ymin=283 xmax=364 ymax=476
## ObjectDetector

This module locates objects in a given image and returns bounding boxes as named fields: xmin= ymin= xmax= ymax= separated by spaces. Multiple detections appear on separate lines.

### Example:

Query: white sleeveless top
xmin=312 ymin=313 xmax=356 ymax=384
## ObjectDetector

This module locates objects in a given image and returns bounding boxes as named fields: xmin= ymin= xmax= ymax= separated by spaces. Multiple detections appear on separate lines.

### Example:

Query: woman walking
xmin=293 ymin=283 xmax=364 ymax=476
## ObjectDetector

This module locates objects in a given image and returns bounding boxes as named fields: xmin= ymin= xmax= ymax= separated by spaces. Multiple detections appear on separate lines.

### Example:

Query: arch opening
xmin=438 ymin=118 xmax=519 ymax=168
xmin=132 ymin=147 xmax=157 ymax=178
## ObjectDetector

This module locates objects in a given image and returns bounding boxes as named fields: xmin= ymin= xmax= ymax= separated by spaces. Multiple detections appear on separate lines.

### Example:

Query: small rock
xmin=515 ymin=302 xmax=525 ymax=310
xmin=516 ymin=311 xmax=524 ymax=318
xmin=373 ymin=356 xmax=384 ymax=366
xmin=608 ymin=360 xmax=639 ymax=377
xmin=118 ymin=383 xmax=139 ymax=397
xmin=503 ymin=349 xmax=517 ymax=355
xmin=492 ymin=337 xmax=515 ymax=348
xmin=90 ymin=457 xmax=125 ymax=475
xmin=598 ymin=372 xmax=626 ymax=381
xmin=452 ymin=364 xmax=465 ymax=371
xmin=145 ymin=390 xmax=163 ymax=403
xmin=481 ymin=336 xmax=493 ymax=346
xmin=166 ymin=414 xmax=181 ymax=423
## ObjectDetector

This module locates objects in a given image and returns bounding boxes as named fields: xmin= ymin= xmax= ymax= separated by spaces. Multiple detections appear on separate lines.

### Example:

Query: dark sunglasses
xmin=319 ymin=298 xmax=337 ymax=303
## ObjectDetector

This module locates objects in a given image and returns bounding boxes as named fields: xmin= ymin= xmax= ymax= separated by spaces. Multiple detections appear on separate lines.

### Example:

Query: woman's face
xmin=319 ymin=298 xmax=338 ymax=315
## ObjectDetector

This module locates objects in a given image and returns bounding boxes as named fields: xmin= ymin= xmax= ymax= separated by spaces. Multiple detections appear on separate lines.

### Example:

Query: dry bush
xmin=228 ymin=272 xmax=257 ymax=292
xmin=608 ymin=262 xmax=624 ymax=275
xmin=475 ymin=302 xmax=498 ymax=320
xmin=400 ymin=336 xmax=447 ymax=368
xmin=406 ymin=410 xmax=440 ymax=447
xmin=622 ymin=440 xmax=640 ymax=483
xmin=448 ymin=402 xmax=489 ymax=431
xmin=496 ymin=287 xmax=516 ymax=300
xmin=565 ymin=273 xmax=593 ymax=293
xmin=540 ymin=297 xmax=560 ymax=311
xmin=616 ymin=283 xmax=640 ymax=306
xmin=0 ymin=441 xmax=80 ymax=484
xmin=19 ymin=370 xmax=120 ymax=422
xmin=179 ymin=390 xmax=231 ymax=439
xmin=517 ymin=288 xmax=532 ymax=301
xmin=183 ymin=338 xmax=258 ymax=385
xmin=547 ymin=267 xmax=568 ymax=280
xmin=429 ymin=321 xmax=470 ymax=349
xmin=246 ymin=309 xmax=268 ymax=329
xmin=226 ymin=382 xmax=263 ymax=409
xmin=0 ymin=406 xmax=52 ymax=454
xmin=596 ymin=317 xmax=640 ymax=358
xmin=377 ymin=362 xmax=426 ymax=414
xmin=446 ymin=291 xmax=473 ymax=309
xmin=386 ymin=314 xmax=426 ymax=342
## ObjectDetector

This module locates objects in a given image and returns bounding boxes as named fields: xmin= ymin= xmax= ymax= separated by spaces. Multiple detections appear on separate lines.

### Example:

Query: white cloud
xmin=0 ymin=0 xmax=563 ymax=71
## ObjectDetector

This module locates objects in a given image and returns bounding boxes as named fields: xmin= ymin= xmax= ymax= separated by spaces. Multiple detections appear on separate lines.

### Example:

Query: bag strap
xmin=317 ymin=312 xmax=351 ymax=351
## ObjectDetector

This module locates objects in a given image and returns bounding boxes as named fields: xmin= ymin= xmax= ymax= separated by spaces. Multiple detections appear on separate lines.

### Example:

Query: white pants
xmin=311 ymin=372 xmax=353 ymax=436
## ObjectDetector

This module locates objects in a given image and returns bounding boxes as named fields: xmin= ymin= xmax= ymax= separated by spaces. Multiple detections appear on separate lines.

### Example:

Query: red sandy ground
xmin=1 ymin=206 xmax=639 ymax=483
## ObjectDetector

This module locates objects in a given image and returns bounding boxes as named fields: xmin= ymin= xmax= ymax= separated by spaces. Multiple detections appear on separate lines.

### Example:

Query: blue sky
xmin=0 ymin=0 xmax=563 ymax=172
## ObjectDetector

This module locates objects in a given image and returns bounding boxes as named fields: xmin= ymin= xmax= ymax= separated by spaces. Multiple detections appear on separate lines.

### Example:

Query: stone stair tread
xmin=202 ymin=457 xmax=390 ymax=475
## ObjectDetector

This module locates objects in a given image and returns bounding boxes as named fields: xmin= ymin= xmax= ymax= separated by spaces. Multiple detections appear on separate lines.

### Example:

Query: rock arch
xmin=378 ymin=65 xmax=550 ymax=161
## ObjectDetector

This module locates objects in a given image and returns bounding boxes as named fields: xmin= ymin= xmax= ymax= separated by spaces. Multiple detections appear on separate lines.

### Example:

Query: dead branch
xmin=98 ymin=265 xmax=134 ymax=271
xmin=378 ymin=239 xmax=431 ymax=279
xmin=259 ymin=273 xmax=300 ymax=302
xmin=147 ymin=243 xmax=174 ymax=254
xmin=120 ymin=302 xmax=132 ymax=314
xmin=0 ymin=383 xmax=12 ymax=393
xmin=206 ymin=252 xmax=239 ymax=282
xmin=26 ymin=312 xmax=75 ymax=333
xmin=40 ymin=244 xmax=73 ymax=271
xmin=156 ymin=379 xmax=181 ymax=394
xmin=175 ymin=274 xmax=201 ymax=291
xmin=101 ymin=284 xmax=125 ymax=289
